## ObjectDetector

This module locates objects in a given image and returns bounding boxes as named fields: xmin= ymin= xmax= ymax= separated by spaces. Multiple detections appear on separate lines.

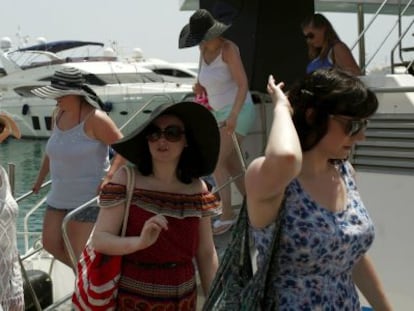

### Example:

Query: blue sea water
xmin=0 ymin=138 xmax=48 ymax=252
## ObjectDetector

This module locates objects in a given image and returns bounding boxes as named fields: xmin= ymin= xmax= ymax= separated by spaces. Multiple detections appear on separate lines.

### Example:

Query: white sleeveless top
xmin=198 ymin=50 xmax=252 ymax=111
xmin=46 ymin=115 xmax=110 ymax=210
xmin=0 ymin=166 xmax=24 ymax=310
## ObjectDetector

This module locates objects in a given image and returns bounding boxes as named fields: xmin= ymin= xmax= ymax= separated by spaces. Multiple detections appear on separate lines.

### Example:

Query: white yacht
xmin=126 ymin=47 xmax=198 ymax=84
xmin=0 ymin=39 xmax=195 ymax=138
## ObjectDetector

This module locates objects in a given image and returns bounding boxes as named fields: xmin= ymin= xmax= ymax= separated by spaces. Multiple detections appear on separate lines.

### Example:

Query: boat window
xmin=350 ymin=113 xmax=414 ymax=174
xmin=89 ymin=72 xmax=164 ymax=85
xmin=152 ymin=68 xmax=195 ymax=78
xmin=31 ymin=116 xmax=41 ymax=130
xmin=45 ymin=116 xmax=52 ymax=131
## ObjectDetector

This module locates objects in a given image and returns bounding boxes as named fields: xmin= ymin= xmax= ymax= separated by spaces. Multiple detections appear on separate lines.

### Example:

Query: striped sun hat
xmin=31 ymin=67 xmax=103 ymax=109
xmin=179 ymin=9 xmax=231 ymax=49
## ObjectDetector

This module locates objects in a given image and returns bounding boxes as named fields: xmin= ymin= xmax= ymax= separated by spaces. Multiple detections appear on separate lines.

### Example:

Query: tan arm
xmin=353 ymin=255 xmax=393 ymax=310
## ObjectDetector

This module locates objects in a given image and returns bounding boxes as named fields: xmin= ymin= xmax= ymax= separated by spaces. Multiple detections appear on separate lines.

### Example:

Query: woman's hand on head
xmin=139 ymin=214 xmax=168 ymax=249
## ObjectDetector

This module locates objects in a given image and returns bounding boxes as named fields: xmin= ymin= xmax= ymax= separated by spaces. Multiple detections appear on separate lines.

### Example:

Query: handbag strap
xmin=262 ymin=197 xmax=285 ymax=275
xmin=120 ymin=165 xmax=135 ymax=237
xmin=250 ymin=196 xmax=286 ymax=293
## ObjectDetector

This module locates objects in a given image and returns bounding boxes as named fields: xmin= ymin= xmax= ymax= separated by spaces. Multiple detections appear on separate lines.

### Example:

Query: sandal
xmin=212 ymin=218 xmax=236 ymax=235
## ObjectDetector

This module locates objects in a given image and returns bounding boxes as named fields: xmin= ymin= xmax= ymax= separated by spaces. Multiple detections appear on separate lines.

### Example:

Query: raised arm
xmin=245 ymin=75 xmax=302 ymax=228
xmin=32 ymin=154 xmax=50 ymax=194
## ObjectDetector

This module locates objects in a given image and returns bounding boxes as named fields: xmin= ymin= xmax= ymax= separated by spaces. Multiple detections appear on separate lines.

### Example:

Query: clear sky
xmin=1 ymin=1 xmax=412 ymax=72
xmin=1 ymin=1 xmax=197 ymax=63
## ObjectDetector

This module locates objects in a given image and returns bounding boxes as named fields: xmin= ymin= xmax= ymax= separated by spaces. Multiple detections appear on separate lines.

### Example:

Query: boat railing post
xmin=18 ymin=256 xmax=43 ymax=311
xmin=61 ymin=196 xmax=99 ymax=271
xmin=23 ymin=196 xmax=48 ymax=253
xmin=211 ymin=123 xmax=247 ymax=195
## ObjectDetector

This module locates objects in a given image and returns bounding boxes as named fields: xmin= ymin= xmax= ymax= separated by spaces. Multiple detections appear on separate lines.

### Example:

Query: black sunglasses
xmin=146 ymin=125 xmax=185 ymax=143
xmin=330 ymin=115 xmax=369 ymax=136
xmin=303 ymin=32 xmax=315 ymax=40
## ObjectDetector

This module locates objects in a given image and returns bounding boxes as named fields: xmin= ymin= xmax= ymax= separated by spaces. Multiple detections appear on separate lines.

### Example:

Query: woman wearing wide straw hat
xmin=0 ymin=113 xmax=24 ymax=310
xmin=92 ymin=101 xmax=221 ymax=310
xmin=179 ymin=9 xmax=255 ymax=235
xmin=31 ymin=67 xmax=124 ymax=268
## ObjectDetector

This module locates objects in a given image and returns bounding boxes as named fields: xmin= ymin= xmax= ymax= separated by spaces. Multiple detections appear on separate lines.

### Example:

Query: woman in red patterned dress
xmin=91 ymin=101 xmax=221 ymax=310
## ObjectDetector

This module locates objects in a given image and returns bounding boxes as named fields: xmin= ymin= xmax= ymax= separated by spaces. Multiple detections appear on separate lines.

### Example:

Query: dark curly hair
xmin=135 ymin=113 xmax=205 ymax=184
xmin=288 ymin=68 xmax=378 ymax=151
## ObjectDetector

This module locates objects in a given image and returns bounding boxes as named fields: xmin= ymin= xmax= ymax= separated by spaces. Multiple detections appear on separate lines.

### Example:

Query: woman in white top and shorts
xmin=179 ymin=9 xmax=256 ymax=234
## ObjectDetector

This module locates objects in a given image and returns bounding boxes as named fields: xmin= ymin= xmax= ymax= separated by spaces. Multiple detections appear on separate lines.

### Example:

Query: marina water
xmin=1 ymin=138 xmax=48 ymax=253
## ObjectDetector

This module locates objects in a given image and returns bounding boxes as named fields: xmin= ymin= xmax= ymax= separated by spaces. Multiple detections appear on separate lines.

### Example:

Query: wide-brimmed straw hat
xmin=179 ymin=9 xmax=231 ymax=49
xmin=31 ymin=67 xmax=103 ymax=109
xmin=112 ymin=101 xmax=220 ymax=176
xmin=0 ymin=113 xmax=21 ymax=143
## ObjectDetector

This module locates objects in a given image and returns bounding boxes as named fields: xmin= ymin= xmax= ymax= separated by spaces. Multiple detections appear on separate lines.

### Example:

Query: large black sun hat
xmin=179 ymin=9 xmax=231 ymax=49
xmin=112 ymin=101 xmax=220 ymax=177
xmin=31 ymin=67 xmax=103 ymax=109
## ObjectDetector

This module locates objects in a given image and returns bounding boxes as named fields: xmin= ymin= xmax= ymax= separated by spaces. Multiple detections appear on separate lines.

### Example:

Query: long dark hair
xmin=288 ymin=68 xmax=378 ymax=151
xmin=136 ymin=113 xmax=205 ymax=184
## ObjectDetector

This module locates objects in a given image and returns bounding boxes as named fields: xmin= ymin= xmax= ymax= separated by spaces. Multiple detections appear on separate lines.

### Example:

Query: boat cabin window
xmin=152 ymin=68 xmax=195 ymax=78
xmin=90 ymin=72 xmax=164 ymax=84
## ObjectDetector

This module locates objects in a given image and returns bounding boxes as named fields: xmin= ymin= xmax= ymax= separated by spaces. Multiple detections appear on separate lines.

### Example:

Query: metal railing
xmin=346 ymin=0 xmax=414 ymax=73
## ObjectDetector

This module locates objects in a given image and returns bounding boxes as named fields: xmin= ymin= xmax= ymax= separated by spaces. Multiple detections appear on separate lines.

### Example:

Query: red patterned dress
xmin=99 ymin=183 xmax=220 ymax=311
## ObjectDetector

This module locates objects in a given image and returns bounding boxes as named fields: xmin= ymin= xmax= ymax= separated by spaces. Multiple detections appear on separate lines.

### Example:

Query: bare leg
xmin=42 ymin=209 xmax=94 ymax=268
xmin=66 ymin=220 xmax=94 ymax=261
xmin=42 ymin=209 xmax=74 ymax=268
xmin=213 ymin=129 xmax=246 ymax=234
xmin=225 ymin=134 xmax=246 ymax=196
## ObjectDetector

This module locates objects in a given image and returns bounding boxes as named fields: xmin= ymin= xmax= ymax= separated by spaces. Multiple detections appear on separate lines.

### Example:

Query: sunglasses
xmin=330 ymin=115 xmax=369 ymax=136
xmin=146 ymin=125 xmax=185 ymax=142
xmin=303 ymin=32 xmax=315 ymax=40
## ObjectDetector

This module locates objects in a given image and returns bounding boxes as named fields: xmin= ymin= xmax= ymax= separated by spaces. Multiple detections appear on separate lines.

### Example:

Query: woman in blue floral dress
xmin=245 ymin=69 xmax=393 ymax=310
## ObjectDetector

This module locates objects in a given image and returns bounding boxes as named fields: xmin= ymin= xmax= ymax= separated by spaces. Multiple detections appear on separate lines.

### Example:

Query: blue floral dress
xmin=251 ymin=161 xmax=375 ymax=310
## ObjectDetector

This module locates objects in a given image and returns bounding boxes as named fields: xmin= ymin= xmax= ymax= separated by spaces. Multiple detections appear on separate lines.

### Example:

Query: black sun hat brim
xmin=112 ymin=101 xmax=220 ymax=177
xmin=179 ymin=21 xmax=230 ymax=49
